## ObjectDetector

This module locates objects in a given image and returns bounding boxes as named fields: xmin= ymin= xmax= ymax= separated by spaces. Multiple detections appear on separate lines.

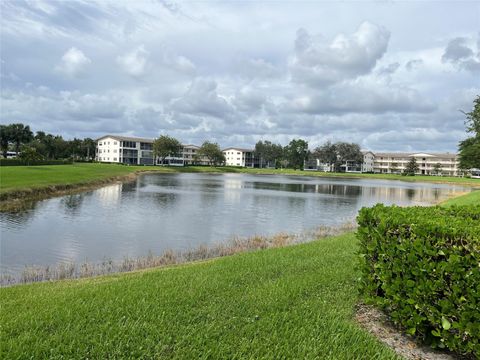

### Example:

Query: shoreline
xmin=1 ymin=164 xmax=478 ymax=212
xmin=0 ymin=223 xmax=357 ymax=287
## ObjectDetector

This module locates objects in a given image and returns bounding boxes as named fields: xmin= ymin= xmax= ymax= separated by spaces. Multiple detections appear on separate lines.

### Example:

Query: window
xmin=114 ymin=141 xmax=117 ymax=145
xmin=114 ymin=149 xmax=117 ymax=153
xmin=113 ymin=158 xmax=117 ymax=161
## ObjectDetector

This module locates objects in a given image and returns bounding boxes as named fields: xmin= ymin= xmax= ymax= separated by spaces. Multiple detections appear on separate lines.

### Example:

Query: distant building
xmin=372 ymin=152 xmax=460 ymax=176
xmin=222 ymin=147 xmax=259 ymax=167
xmin=308 ymin=150 xmax=460 ymax=176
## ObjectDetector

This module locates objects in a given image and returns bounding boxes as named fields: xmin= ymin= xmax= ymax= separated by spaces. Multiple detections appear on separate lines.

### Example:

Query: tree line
xmin=153 ymin=134 xmax=364 ymax=170
xmin=0 ymin=123 xmax=96 ymax=161
xmin=153 ymin=135 xmax=226 ymax=166
xmin=254 ymin=139 xmax=363 ymax=171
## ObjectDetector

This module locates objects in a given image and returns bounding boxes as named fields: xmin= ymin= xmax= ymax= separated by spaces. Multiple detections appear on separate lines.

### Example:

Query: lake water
xmin=0 ymin=173 xmax=470 ymax=276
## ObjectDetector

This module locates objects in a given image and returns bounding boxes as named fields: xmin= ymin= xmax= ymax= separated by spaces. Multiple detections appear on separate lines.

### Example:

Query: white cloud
xmin=168 ymin=78 xmax=234 ymax=119
xmin=116 ymin=45 xmax=149 ymax=77
xmin=55 ymin=47 xmax=91 ymax=77
xmin=290 ymin=22 xmax=390 ymax=86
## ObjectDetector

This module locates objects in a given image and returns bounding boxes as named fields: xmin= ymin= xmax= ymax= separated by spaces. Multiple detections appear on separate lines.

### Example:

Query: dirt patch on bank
xmin=355 ymin=304 xmax=467 ymax=360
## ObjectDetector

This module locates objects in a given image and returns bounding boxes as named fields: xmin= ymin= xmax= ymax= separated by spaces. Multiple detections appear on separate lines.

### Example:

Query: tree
xmin=254 ymin=140 xmax=284 ymax=168
xmin=432 ymin=163 xmax=442 ymax=175
xmin=8 ymin=123 xmax=33 ymax=154
xmin=459 ymin=95 xmax=480 ymax=169
xmin=313 ymin=141 xmax=363 ymax=172
xmin=313 ymin=141 xmax=337 ymax=168
xmin=18 ymin=145 xmax=43 ymax=164
xmin=153 ymin=135 xmax=182 ymax=165
xmin=198 ymin=141 xmax=225 ymax=166
xmin=285 ymin=139 xmax=308 ymax=170
xmin=335 ymin=142 xmax=363 ymax=171
xmin=0 ymin=125 xmax=11 ymax=158
xmin=404 ymin=157 xmax=419 ymax=176
xmin=390 ymin=162 xmax=398 ymax=174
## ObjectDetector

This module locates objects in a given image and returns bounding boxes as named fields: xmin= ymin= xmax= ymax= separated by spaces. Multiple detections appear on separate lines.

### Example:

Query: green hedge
xmin=0 ymin=159 xmax=73 ymax=166
xmin=357 ymin=204 xmax=480 ymax=357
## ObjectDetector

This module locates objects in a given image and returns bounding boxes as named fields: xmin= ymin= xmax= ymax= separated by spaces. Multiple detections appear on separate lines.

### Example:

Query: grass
xmin=0 ymin=232 xmax=400 ymax=359
xmin=440 ymin=188 xmax=480 ymax=206
xmin=1 ymin=163 xmax=479 ymax=196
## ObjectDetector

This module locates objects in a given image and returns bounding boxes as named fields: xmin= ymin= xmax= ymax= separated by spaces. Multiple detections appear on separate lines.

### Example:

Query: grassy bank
xmin=0 ymin=232 xmax=400 ymax=359
xmin=440 ymin=188 xmax=480 ymax=206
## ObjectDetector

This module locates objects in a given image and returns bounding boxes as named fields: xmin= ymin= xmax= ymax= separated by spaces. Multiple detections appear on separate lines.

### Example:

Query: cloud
xmin=168 ymin=78 xmax=234 ymax=118
xmin=55 ymin=47 xmax=91 ymax=77
xmin=442 ymin=37 xmax=480 ymax=73
xmin=237 ymin=58 xmax=281 ymax=79
xmin=286 ymin=77 xmax=435 ymax=115
xmin=162 ymin=51 xmax=196 ymax=74
xmin=117 ymin=45 xmax=149 ymax=77
xmin=405 ymin=59 xmax=423 ymax=71
xmin=290 ymin=22 xmax=390 ymax=86
xmin=377 ymin=62 xmax=400 ymax=76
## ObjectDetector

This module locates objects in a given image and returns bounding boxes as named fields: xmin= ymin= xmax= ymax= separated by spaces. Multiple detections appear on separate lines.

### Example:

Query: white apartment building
xmin=96 ymin=135 xmax=154 ymax=165
xmin=223 ymin=147 xmax=259 ymax=167
xmin=362 ymin=151 xmax=375 ymax=173
xmin=95 ymin=135 xmax=208 ymax=166
xmin=372 ymin=152 xmax=459 ymax=176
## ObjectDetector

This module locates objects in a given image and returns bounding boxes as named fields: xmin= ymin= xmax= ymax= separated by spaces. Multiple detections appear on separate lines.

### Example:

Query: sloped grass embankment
xmin=0 ymin=232 xmax=401 ymax=359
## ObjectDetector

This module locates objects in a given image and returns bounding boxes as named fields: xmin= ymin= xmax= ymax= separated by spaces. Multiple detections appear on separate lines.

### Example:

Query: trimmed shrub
xmin=0 ymin=159 xmax=73 ymax=166
xmin=357 ymin=204 xmax=480 ymax=357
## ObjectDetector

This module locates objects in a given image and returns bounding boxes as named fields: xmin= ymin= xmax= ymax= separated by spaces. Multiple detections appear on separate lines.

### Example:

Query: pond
xmin=0 ymin=173 xmax=470 ymax=276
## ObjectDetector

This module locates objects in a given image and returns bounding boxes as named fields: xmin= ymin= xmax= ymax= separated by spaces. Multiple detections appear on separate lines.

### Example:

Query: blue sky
xmin=1 ymin=0 xmax=479 ymax=151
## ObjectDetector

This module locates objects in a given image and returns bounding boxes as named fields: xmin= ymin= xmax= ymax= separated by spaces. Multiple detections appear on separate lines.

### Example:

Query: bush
xmin=357 ymin=204 xmax=480 ymax=357
xmin=0 ymin=159 xmax=73 ymax=166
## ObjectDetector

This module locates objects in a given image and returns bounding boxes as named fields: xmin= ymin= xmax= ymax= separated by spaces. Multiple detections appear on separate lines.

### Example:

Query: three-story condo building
xmin=95 ymin=135 xmax=209 ymax=166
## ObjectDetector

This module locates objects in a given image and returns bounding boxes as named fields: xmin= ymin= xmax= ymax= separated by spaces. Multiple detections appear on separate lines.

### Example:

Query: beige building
xmin=372 ymin=152 xmax=459 ymax=176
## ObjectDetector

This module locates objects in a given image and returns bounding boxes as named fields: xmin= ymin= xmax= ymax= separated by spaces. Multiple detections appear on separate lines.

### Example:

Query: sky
xmin=1 ymin=0 xmax=479 ymax=152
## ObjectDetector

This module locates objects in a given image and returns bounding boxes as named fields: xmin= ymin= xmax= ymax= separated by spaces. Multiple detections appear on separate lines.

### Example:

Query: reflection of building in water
xmin=223 ymin=177 xmax=243 ymax=202
xmin=362 ymin=186 xmax=453 ymax=205
xmin=95 ymin=183 xmax=123 ymax=207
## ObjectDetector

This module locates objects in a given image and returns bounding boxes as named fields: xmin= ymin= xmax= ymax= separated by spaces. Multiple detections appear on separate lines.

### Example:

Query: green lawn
xmin=1 ymin=163 xmax=479 ymax=195
xmin=0 ymin=233 xmax=400 ymax=359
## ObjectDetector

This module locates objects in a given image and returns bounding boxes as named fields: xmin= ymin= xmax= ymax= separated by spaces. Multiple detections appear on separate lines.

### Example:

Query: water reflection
xmin=0 ymin=173 xmax=470 ymax=276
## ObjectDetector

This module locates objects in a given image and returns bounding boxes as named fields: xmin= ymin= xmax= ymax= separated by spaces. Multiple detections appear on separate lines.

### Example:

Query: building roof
xmin=222 ymin=147 xmax=254 ymax=152
xmin=373 ymin=152 xmax=457 ymax=159
xmin=96 ymin=135 xmax=154 ymax=143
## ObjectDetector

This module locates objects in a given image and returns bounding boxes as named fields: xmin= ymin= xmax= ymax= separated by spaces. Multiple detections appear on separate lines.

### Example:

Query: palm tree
xmin=0 ymin=125 xmax=11 ymax=158
xmin=9 ymin=124 xmax=33 ymax=154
